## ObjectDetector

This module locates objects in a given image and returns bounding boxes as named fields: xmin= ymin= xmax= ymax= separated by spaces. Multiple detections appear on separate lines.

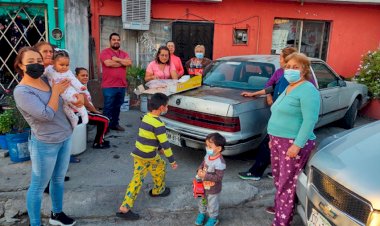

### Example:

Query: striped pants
xmin=121 ymin=156 xmax=166 ymax=209
xmin=88 ymin=112 xmax=109 ymax=145
xmin=269 ymin=135 xmax=315 ymax=226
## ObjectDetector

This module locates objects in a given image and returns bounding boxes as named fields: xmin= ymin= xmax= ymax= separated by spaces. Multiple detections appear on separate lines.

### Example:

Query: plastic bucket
xmin=120 ymin=95 xmax=130 ymax=112
xmin=6 ymin=130 xmax=30 ymax=163
xmin=0 ymin=135 xmax=8 ymax=149
xmin=140 ymin=95 xmax=148 ymax=113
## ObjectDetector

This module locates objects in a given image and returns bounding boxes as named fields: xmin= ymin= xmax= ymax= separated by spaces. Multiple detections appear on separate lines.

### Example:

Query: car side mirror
xmin=338 ymin=80 xmax=346 ymax=87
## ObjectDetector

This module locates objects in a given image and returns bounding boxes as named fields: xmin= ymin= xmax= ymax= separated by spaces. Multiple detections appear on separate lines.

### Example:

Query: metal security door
xmin=172 ymin=21 xmax=214 ymax=69
xmin=0 ymin=4 xmax=47 ymax=93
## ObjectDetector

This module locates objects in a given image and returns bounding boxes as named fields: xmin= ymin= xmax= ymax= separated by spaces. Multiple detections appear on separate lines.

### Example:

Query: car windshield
xmin=203 ymin=60 xmax=275 ymax=90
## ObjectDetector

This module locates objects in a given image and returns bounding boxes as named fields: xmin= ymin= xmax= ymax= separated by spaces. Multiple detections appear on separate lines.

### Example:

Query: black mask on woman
xmin=25 ymin=63 xmax=45 ymax=79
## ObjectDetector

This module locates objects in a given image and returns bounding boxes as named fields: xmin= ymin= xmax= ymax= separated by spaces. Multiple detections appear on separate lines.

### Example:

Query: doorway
xmin=172 ymin=21 xmax=214 ymax=69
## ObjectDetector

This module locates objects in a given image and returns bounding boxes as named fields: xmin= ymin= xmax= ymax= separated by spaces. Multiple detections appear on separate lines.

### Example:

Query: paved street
xmin=0 ymin=109 xmax=375 ymax=226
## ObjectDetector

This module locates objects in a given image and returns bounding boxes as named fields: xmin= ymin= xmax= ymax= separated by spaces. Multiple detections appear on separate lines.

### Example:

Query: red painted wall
xmin=90 ymin=0 xmax=380 ymax=77
xmin=90 ymin=0 xmax=122 ymax=71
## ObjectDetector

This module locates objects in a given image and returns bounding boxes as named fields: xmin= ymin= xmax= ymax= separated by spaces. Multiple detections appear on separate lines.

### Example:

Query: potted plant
xmin=4 ymin=95 xmax=29 ymax=133
xmin=126 ymin=66 xmax=146 ymax=107
xmin=0 ymin=109 xmax=13 ymax=149
xmin=356 ymin=48 xmax=380 ymax=119
xmin=3 ymin=95 xmax=31 ymax=162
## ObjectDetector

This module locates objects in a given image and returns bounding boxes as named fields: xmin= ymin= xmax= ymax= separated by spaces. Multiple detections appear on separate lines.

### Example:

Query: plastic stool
xmin=71 ymin=123 xmax=87 ymax=155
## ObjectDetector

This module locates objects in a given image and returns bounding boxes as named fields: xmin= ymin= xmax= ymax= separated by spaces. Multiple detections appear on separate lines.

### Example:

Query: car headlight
xmin=367 ymin=210 xmax=380 ymax=226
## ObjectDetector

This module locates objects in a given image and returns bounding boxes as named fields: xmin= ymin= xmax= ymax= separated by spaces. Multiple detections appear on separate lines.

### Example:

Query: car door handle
xmin=323 ymin=96 xmax=332 ymax=99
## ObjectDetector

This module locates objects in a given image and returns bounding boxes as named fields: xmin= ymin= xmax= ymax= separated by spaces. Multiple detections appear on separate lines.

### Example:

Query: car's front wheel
xmin=340 ymin=98 xmax=359 ymax=129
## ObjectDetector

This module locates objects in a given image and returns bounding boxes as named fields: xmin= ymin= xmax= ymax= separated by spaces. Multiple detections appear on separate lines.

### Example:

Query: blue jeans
xmin=102 ymin=87 xmax=125 ymax=128
xmin=27 ymin=134 xmax=72 ymax=226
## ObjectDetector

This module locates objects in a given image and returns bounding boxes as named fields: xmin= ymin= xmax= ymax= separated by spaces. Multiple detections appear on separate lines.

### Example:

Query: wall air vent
xmin=121 ymin=0 xmax=151 ymax=30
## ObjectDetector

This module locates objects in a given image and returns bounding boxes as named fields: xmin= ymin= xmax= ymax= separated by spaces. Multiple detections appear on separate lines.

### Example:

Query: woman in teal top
xmin=267 ymin=53 xmax=320 ymax=226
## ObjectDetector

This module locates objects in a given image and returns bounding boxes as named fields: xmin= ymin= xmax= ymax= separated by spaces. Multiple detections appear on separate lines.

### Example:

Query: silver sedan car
xmin=161 ymin=55 xmax=368 ymax=155
xmin=296 ymin=120 xmax=380 ymax=226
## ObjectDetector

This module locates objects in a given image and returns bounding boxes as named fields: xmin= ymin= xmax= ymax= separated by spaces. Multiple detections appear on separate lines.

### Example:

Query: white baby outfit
xmin=45 ymin=65 xmax=89 ymax=128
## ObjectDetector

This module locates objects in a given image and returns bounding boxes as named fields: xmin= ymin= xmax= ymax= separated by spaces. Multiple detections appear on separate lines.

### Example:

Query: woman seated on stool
xmin=75 ymin=67 xmax=111 ymax=149
xmin=145 ymin=46 xmax=178 ymax=82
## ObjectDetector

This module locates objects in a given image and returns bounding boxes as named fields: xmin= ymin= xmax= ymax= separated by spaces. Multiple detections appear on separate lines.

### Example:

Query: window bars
xmin=0 ymin=4 xmax=47 ymax=94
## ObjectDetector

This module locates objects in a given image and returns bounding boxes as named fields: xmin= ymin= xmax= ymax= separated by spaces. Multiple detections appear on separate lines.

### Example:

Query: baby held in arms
xmin=45 ymin=49 xmax=89 ymax=128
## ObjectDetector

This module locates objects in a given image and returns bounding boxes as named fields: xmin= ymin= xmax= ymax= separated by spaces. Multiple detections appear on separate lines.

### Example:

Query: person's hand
xmin=52 ymin=79 xmax=70 ymax=95
xmin=72 ymin=93 xmax=85 ymax=108
xmin=197 ymin=169 xmax=206 ymax=179
xmin=125 ymin=58 xmax=132 ymax=66
xmin=171 ymin=162 xmax=178 ymax=170
xmin=158 ymin=148 xmax=164 ymax=155
xmin=241 ymin=91 xmax=255 ymax=97
xmin=268 ymin=140 xmax=272 ymax=150
xmin=195 ymin=71 xmax=202 ymax=76
xmin=287 ymin=144 xmax=301 ymax=158
xmin=111 ymin=56 xmax=119 ymax=62
xmin=266 ymin=95 xmax=273 ymax=105
xmin=91 ymin=110 xmax=101 ymax=114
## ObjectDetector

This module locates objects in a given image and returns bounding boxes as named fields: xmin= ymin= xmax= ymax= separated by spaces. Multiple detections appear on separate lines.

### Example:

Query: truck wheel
xmin=340 ymin=99 xmax=359 ymax=129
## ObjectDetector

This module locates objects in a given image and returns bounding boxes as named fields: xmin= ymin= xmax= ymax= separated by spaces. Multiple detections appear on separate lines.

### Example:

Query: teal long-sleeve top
xmin=267 ymin=81 xmax=320 ymax=148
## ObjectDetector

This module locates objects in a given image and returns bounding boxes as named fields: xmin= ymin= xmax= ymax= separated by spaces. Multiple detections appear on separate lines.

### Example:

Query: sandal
xmin=116 ymin=210 xmax=140 ymax=220
xmin=149 ymin=187 xmax=171 ymax=197
xmin=70 ymin=156 xmax=81 ymax=163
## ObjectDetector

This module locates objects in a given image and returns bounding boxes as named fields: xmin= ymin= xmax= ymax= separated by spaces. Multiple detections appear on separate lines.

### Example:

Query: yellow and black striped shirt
xmin=131 ymin=113 xmax=175 ymax=163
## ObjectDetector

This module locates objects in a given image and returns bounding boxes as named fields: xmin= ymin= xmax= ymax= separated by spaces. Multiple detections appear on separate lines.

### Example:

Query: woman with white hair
xmin=185 ymin=44 xmax=212 ymax=76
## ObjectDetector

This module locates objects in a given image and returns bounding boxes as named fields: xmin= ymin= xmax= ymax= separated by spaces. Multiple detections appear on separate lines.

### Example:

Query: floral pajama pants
xmin=121 ymin=156 xmax=166 ymax=209
xmin=269 ymin=135 xmax=315 ymax=226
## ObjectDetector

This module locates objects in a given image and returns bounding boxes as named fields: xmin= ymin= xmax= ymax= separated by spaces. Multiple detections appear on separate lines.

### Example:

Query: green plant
xmin=0 ymin=109 xmax=14 ymax=134
xmin=126 ymin=65 xmax=145 ymax=85
xmin=356 ymin=48 xmax=380 ymax=99
xmin=126 ymin=66 xmax=146 ymax=96
xmin=4 ymin=95 xmax=29 ymax=133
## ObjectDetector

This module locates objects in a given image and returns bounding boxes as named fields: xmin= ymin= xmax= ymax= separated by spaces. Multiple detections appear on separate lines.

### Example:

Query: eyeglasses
xmin=285 ymin=65 xmax=301 ymax=70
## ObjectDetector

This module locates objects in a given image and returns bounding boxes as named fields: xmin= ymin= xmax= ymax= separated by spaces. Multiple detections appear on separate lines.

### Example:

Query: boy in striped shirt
xmin=116 ymin=93 xmax=178 ymax=220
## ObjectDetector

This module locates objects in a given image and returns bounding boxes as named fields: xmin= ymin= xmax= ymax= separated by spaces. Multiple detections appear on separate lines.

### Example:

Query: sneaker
xmin=116 ymin=210 xmax=140 ymax=220
xmin=195 ymin=213 xmax=206 ymax=225
xmin=93 ymin=141 xmax=110 ymax=149
xmin=204 ymin=217 xmax=219 ymax=226
xmin=69 ymin=156 xmax=81 ymax=163
xmin=102 ymin=140 xmax=110 ymax=146
xmin=49 ymin=211 xmax=76 ymax=226
xmin=149 ymin=187 xmax=171 ymax=197
xmin=267 ymin=172 xmax=274 ymax=179
xmin=238 ymin=172 xmax=261 ymax=181
xmin=265 ymin=206 xmax=275 ymax=214
xmin=110 ymin=125 xmax=125 ymax=131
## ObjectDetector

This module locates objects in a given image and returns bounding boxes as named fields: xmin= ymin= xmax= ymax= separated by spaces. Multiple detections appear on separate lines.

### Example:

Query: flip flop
xmin=70 ymin=156 xmax=81 ymax=163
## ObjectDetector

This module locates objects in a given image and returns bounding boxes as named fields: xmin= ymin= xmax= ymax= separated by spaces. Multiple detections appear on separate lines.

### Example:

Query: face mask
xmin=205 ymin=147 xmax=214 ymax=156
xmin=195 ymin=53 xmax=204 ymax=59
xmin=284 ymin=69 xmax=301 ymax=83
xmin=160 ymin=106 xmax=168 ymax=116
xmin=25 ymin=63 xmax=45 ymax=79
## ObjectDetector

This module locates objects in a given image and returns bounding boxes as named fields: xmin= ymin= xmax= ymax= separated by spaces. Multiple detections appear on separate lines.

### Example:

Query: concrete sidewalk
xmin=0 ymin=110 xmax=272 ymax=225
